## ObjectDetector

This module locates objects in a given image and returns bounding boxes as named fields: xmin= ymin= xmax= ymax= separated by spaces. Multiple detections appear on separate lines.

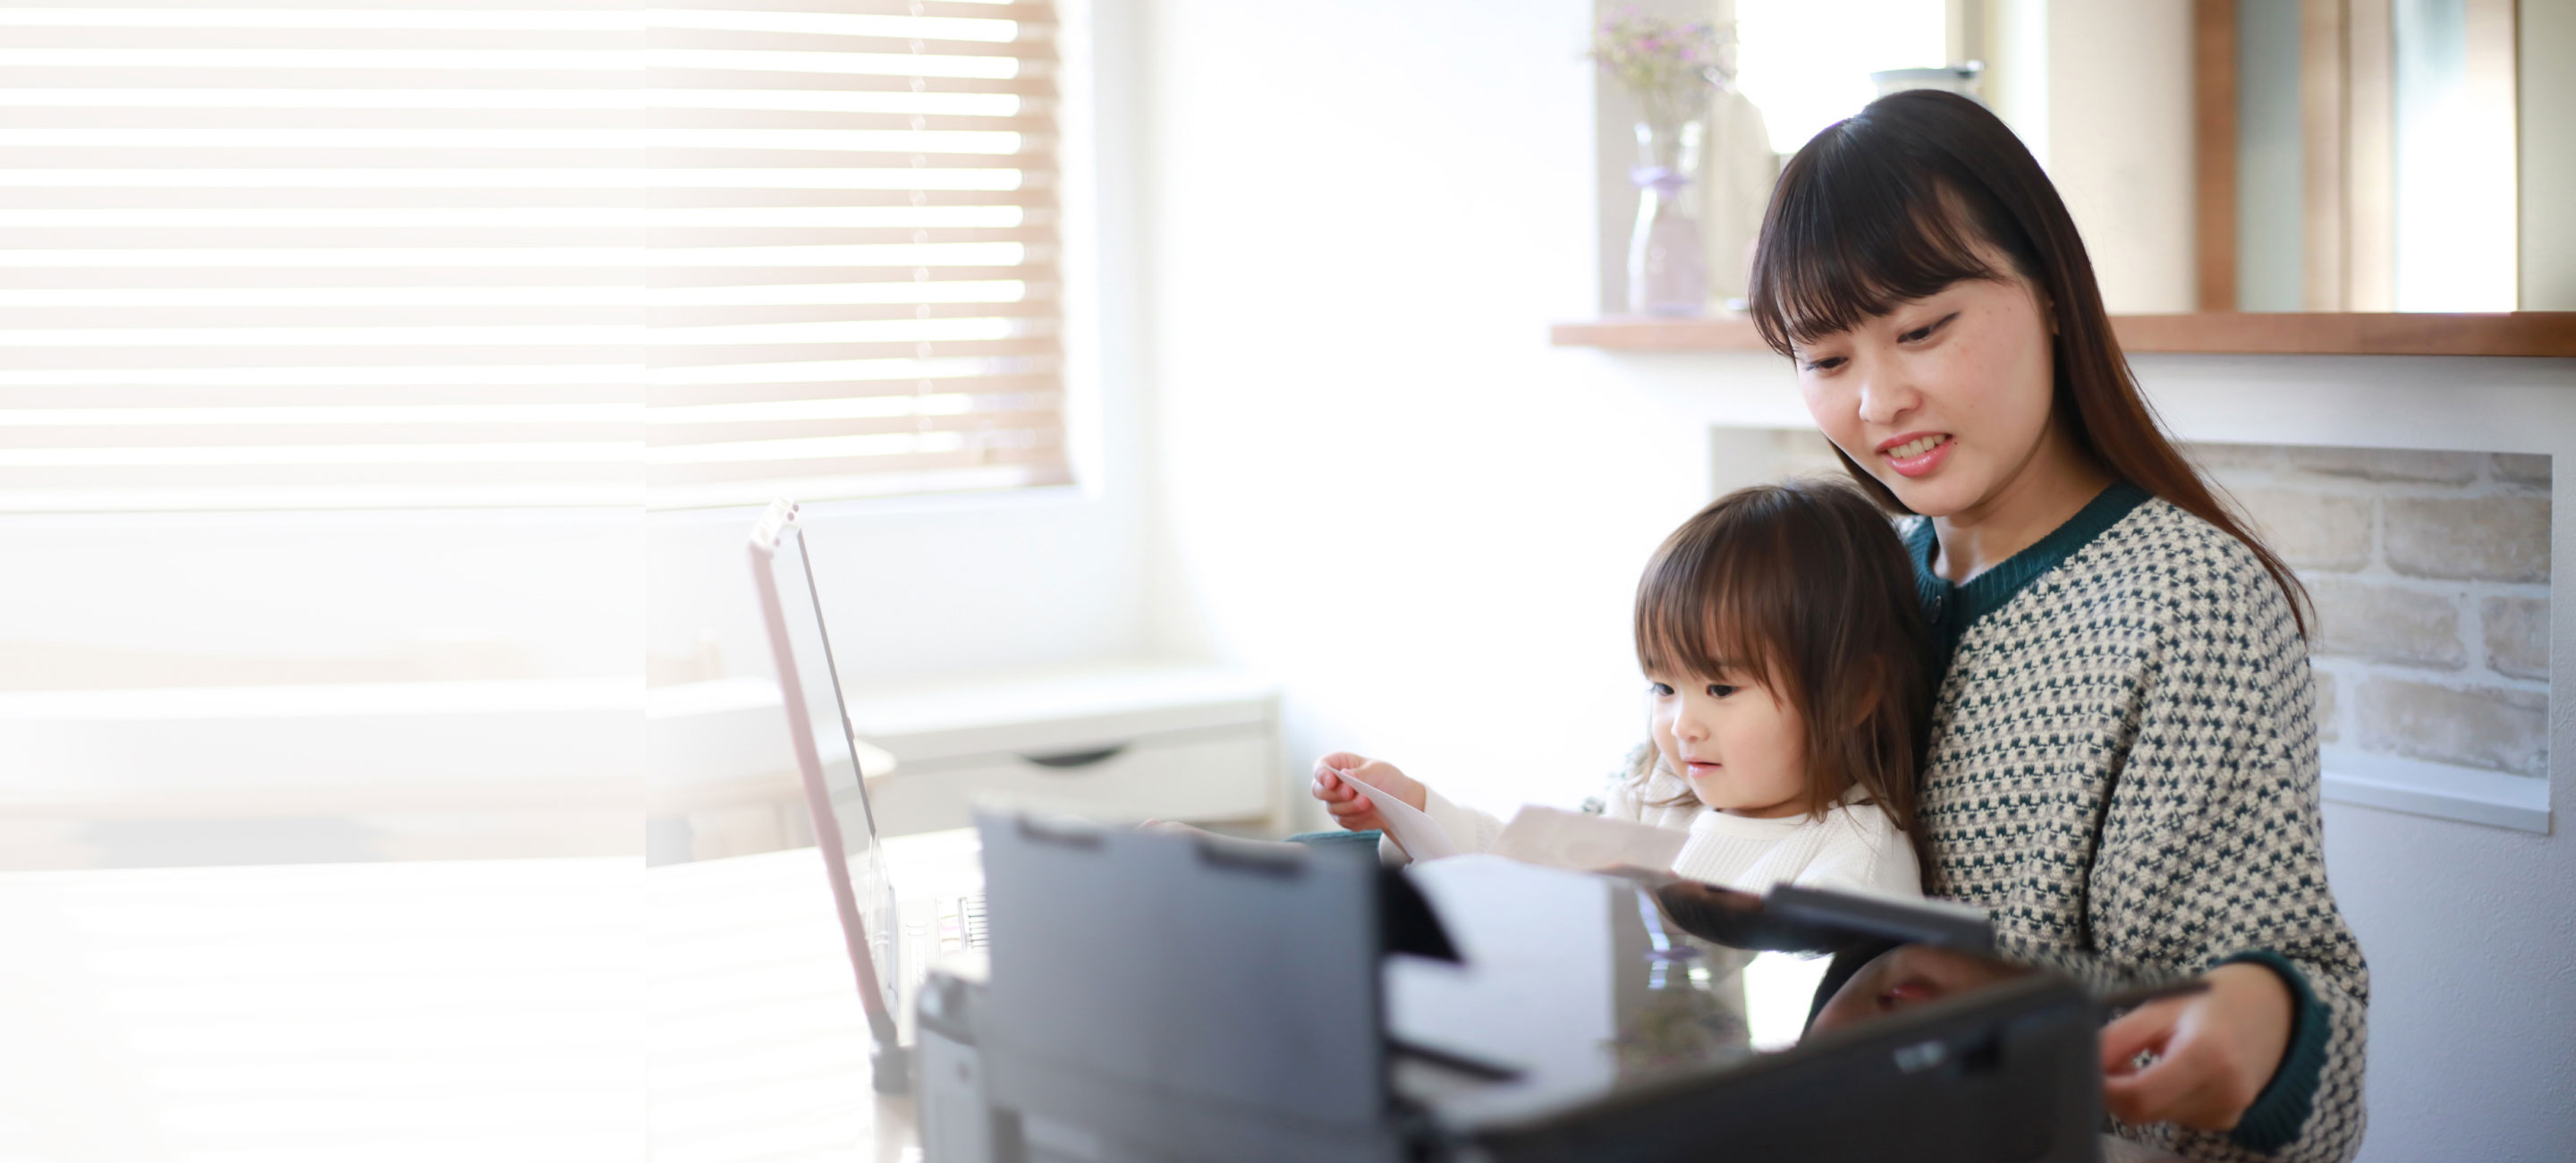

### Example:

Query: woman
xmin=1741 ymin=89 xmax=2366 ymax=1162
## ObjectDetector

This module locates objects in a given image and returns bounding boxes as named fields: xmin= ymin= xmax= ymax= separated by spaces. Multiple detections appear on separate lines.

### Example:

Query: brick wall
xmin=2195 ymin=444 xmax=2550 ymax=780
xmin=1753 ymin=431 xmax=2552 ymax=782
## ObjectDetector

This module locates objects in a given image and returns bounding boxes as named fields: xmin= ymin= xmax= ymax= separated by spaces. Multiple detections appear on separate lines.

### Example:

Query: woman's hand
xmin=1810 ymin=944 xmax=2028 ymax=1034
xmin=1308 ymin=751 xmax=1424 ymax=834
xmin=2099 ymin=962 xmax=2294 ymax=1133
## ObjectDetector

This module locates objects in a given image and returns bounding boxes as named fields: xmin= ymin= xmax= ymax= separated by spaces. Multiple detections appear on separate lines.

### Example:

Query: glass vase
xmin=1628 ymin=118 xmax=1708 ymax=316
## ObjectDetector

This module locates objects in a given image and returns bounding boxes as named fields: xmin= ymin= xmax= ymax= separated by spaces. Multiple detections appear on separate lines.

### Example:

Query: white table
xmin=0 ymin=858 xmax=640 ymax=1163
xmin=648 ymin=844 xmax=925 ymax=1163
xmin=3 ymin=849 xmax=2186 ymax=1163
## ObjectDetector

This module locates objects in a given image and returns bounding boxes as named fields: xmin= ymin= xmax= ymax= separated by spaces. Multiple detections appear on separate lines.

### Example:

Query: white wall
xmin=2318 ymin=802 xmax=2574 ymax=1160
xmin=1136 ymin=0 xmax=1729 ymax=820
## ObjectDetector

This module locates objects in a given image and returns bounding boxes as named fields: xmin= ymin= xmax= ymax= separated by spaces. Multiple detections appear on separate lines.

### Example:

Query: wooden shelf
xmin=1552 ymin=315 xmax=1771 ymax=351
xmin=2110 ymin=313 xmax=2576 ymax=357
xmin=1553 ymin=312 xmax=2576 ymax=358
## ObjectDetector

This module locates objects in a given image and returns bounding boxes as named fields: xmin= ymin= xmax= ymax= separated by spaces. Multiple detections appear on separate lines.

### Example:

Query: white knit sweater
xmin=1386 ymin=752 xmax=1922 ymax=900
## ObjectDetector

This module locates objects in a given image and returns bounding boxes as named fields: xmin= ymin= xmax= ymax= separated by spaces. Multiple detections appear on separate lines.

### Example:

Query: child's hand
xmin=1308 ymin=751 xmax=1425 ymax=834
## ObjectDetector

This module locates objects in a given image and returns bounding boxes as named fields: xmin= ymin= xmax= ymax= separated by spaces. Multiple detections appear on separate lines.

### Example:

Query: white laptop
xmin=747 ymin=500 xmax=988 ymax=1088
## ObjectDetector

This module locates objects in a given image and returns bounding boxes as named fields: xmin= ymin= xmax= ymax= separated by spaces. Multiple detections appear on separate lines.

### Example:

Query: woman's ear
xmin=2025 ymin=279 xmax=2058 ymax=336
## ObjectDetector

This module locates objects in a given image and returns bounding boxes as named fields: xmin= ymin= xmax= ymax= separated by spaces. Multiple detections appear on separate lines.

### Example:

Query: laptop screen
xmin=772 ymin=522 xmax=900 ymax=1020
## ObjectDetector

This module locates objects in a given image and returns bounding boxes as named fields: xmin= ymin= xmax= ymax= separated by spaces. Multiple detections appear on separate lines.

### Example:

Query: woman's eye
xmin=1898 ymin=312 xmax=1957 ymax=344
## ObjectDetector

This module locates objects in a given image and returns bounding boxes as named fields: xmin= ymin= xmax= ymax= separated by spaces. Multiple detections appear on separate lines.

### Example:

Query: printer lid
xmin=1420 ymin=878 xmax=2173 ymax=1163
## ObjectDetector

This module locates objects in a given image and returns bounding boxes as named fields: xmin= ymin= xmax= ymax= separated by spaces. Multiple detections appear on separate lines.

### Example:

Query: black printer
xmin=911 ymin=811 xmax=2109 ymax=1163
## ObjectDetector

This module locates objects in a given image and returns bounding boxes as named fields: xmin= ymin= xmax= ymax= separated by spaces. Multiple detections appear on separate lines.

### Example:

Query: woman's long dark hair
xmin=1634 ymin=479 xmax=1934 ymax=885
xmin=1745 ymin=89 xmax=2309 ymax=634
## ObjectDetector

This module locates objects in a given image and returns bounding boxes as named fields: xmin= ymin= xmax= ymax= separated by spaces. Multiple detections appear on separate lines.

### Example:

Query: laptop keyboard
xmin=936 ymin=893 xmax=991 ymax=955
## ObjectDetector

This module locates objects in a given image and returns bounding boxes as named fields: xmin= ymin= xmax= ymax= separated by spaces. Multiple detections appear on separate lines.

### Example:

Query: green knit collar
xmin=1907 ymin=480 xmax=2152 ymax=628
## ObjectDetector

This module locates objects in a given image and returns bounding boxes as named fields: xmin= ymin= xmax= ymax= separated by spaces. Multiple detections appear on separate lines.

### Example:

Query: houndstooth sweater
xmin=1910 ymin=482 xmax=2367 ymax=1163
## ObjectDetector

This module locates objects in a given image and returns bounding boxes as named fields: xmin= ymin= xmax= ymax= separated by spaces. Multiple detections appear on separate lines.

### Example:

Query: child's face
xmin=1646 ymin=668 xmax=1809 ymax=819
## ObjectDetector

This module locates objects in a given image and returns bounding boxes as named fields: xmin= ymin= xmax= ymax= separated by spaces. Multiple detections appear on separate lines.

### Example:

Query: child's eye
xmin=1648 ymin=682 xmax=1674 ymax=697
xmin=1707 ymin=683 xmax=1738 ymax=699
xmin=1798 ymin=354 xmax=1844 ymax=373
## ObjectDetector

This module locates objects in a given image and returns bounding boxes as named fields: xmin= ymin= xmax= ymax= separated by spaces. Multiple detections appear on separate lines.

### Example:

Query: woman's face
xmin=1788 ymin=254 xmax=2061 ymax=520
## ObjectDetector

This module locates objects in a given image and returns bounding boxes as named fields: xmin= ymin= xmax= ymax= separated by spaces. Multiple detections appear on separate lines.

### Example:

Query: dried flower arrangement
xmin=1585 ymin=10 xmax=1738 ymax=131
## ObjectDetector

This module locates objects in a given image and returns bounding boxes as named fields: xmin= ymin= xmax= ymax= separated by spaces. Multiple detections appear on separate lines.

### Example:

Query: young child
xmin=1312 ymin=479 xmax=1932 ymax=899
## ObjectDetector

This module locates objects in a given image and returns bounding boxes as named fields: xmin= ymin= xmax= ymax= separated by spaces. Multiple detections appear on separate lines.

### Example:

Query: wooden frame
xmin=2301 ymin=0 xmax=2348 ymax=310
xmin=2199 ymin=0 xmax=2518 ymax=312
xmin=1558 ymin=1 xmax=2557 ymax=355
xmin=1550 ymin=313 xmax=2576 ymax=358
xmin=2195 ymin=0 xmax=2239 ymax=311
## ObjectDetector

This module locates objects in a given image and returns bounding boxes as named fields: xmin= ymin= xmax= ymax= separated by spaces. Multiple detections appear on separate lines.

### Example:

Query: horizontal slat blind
xmin=0 ymin=0 xmax=1070 ymax=514
xmin=0 ymin=1 xmax=645 ymax=513
xmin=646 ymin=0 xmax=1069 ymax=509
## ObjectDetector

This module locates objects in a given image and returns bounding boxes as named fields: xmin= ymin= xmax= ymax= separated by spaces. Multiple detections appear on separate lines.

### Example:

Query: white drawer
xmin=848 ymin=664 xmax=1275 ymax=767
xmin=864 ymin=727 xmax=1273 ymax=836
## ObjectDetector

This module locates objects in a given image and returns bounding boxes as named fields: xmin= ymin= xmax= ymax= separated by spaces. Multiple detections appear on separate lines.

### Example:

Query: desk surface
xmin=650 ymin=843 xmax=926 ymax=1163
xmin=0 ymin=856 xmax=640 ymax=1163
xmin=4 ymin=846 xmax=2184 ymax=1163
xmin=1 ymin=846 xmax=928 ymax=1163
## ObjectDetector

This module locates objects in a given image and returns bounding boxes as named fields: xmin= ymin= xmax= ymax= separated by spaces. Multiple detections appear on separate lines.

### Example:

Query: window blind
xmin=0 ymin=0 xmax=1067 ymax=514
xmin=0 ymin=1 xmax=645 ymax=513
xmin=645 ymin=0 xmax=1068 ymax=510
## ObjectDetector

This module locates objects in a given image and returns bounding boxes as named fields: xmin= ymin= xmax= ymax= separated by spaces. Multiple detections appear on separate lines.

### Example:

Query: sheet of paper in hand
xmin=1343 ymin=774 xmax=1461 ymax=861
xmin=1490 ymin=805 xmax=1686 ymax=873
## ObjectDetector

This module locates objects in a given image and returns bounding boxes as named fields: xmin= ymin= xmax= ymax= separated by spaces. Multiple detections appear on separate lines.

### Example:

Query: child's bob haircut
xmin=1633 ymin=478 xmax=1932 ymax=869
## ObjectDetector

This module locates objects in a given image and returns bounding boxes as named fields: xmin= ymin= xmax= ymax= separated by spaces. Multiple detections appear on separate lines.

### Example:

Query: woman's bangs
xmin=1749 ymin=131 xmax=2004 ymax=357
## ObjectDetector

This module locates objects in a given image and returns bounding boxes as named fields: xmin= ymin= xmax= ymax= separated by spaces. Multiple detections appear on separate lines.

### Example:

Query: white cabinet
xmin=849 ymin=663 xmax=1277 ymax=837
xmin=647 ymin=662 xmax=1281 ymax=861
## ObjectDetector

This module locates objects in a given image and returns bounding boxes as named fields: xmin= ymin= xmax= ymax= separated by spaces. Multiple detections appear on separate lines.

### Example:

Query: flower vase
xmin=1628 ymin=118 xmax=1708 ymax=316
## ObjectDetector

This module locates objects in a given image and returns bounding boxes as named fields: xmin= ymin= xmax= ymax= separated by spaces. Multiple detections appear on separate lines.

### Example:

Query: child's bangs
xmin=1633 ymin=538 xmax=1786 ymax=692
xmin=1748 ymin=129 xmax=2007 ymax=357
